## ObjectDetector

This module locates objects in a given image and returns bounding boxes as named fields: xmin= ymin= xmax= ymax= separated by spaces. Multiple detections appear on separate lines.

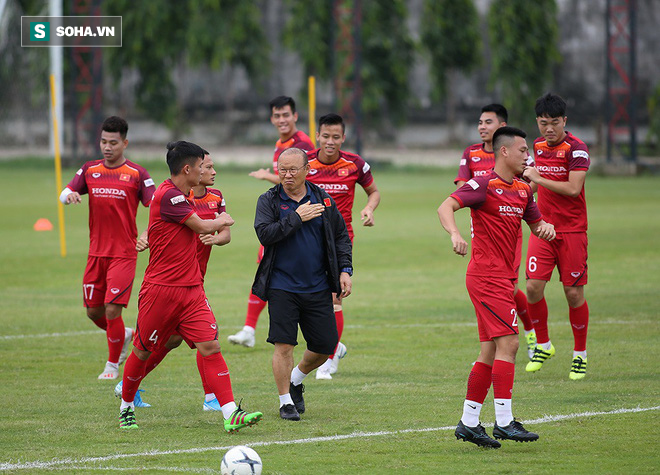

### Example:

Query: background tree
xmin=487 ymin=0 xmax=561 ymax=126
xmin=283 ymin=0 xmax=414 ymax=129
xmin=103 ymin=0 xmax=268 ymax=131
xmin=420 ymin=0 xmax=481 ymax=140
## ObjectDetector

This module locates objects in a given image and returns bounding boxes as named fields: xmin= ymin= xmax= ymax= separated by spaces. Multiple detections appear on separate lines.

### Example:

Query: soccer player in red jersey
xmin=455 ymin=104 xmax=537 ymax=359
xmin=116 ymin=152 xmax=231 ymax=410
xmin=306 ymin=113 xmax=380 ymax=379
xmin=228 ymin=96 xmax=315 ymax=348
xmin=522 ymin=93 xmax=591 ymax=380
xmin=439 ymin=126 xmax=555 ymax=448
xmin=60 ymin=116 xmax=155 ymax=380
xmin=118 ymin=141 xmax=262 ymax=431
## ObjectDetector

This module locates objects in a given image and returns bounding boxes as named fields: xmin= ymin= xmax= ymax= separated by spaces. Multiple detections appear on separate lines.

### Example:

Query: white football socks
xmin=290 ymin=366 xmax=307 ymax=386
xmin=460 ymin=400 xmax=482 ymax=427
xmin=494 ymin=399 xmax=513 ymax=426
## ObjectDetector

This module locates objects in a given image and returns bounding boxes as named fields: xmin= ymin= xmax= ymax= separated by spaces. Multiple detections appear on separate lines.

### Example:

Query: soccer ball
xmin=221 ymin=445 xmax=262 ymax=475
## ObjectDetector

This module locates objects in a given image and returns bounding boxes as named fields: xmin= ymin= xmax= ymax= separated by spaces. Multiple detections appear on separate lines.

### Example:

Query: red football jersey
xmin=143 ymin=179 xmax=202 ymax=287
xmin=533 ymin=131 xmax=589 ymax=232
xmin=306 ymin=149 xmax=374 ymax=229
xmin=454 ymin=143 xmax=495 ymax=184
xmin=191 ymin=188 xmax=226 ymax=279
xmin=66 ymin=159 xmax=155 ymax=259
xmin=272 ymin=130 xmax=314 ymax=173
xmin=451 ymin=172 xmax=541 ymax=279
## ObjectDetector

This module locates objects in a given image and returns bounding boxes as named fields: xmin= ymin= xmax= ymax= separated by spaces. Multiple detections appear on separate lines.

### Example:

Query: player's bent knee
xmin=165 ymin=335 xmax=183 ymax=350
xmin=195 ymin=339 xmax=221 ymax=357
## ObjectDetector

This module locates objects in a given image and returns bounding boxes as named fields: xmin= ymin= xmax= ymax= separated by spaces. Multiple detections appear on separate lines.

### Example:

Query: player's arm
xmin=184 ymin=211 xmax=234 ymax=235
xmin=199 ymin=227 xmax=231 ymax=246
xmin=59 ymin=187 xmax=82 ymax=204
xmin=527 ymin=219 xmax=556 ymax=242
xmin=136 ymin=229 xmax=149 ymax=252
xmin=249 ymin=168 xmax=280 ymax=185
xmin=523 ymin=168 xmax=586 ymax=197
xmin=455 ymin=180 xmax=466 ymax=189
xmin=437 ymin=197 xmax=468 ymax=256
xmin=360 ymin=182 xmax=380 ymax=226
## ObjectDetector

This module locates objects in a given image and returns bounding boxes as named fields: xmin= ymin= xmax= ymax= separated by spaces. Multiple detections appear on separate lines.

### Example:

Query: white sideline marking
xmin=1 ymin=406 xmax=658 ymax=472
xmin=0 ymin=330 xmax=102 ymax=340
xmin=0 ymin=319 xmax=652 ymax=340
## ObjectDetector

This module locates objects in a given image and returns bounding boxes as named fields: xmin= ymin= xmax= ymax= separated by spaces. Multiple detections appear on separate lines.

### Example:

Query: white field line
xmin=0 ymin=319 xmax=653 ymax=340
xmin=1 ymin=405 xmax=658 ymax=472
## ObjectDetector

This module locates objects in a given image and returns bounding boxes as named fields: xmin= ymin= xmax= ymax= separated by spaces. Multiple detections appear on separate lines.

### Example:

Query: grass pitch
xmin=0 ymin=159 xmax=659 ymax=474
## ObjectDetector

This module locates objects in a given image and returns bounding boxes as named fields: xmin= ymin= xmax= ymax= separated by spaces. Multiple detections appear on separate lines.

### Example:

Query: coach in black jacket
xmin=251 ymin=147 xmax=352 ymax=422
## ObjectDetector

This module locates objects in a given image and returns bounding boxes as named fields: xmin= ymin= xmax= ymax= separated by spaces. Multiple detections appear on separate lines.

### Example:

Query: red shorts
xmin=466 ymin=274 xmax=519 ymax=342
xmin=82 ymin=256 xmax=136 ymax=308
xmin=526 ymin=232 xmax=588 ymax=286
xmin=134 ymin=282 xmax=218 ymax=352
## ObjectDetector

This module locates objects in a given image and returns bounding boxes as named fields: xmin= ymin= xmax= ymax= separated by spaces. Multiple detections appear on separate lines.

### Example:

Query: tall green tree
xmin=420 ymin=0 xmax=481 ymax=139
xmin=647 ymin=82 xmax=660 ymax=148
xmin=283 ymin=0 xmax=414 ymax=124
xmin=488 ymin=0 xmax=561 ymax=126
xmin=103 ymin=0 xmax=268 ymax=130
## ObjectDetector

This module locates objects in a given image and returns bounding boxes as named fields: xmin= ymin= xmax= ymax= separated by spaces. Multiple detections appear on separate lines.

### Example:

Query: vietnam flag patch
xmin=324 ymin=198 xmax=332 ymax=207
xmin=338 ymin=168 xmax=348 ymax=176
xmin=120 ymin=173 xmax=131 ymax=182
xmin=209 ymin=201 xmax=218 ymax=209
xmin=518 ymin=190 xmax=528 ymax=198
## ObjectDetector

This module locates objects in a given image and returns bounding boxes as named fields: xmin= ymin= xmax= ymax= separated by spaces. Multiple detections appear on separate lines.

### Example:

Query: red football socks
xmin=106 ymin=316 xmax=125 ymax=364
xmin=201 ymin=352 xmax=234 ymax=406
xmin=465 ymin=362 xmax=492 ymax=404
xmin=328 ymin=309 xmax=344 ymax=360
xmin=491 ymin=359 xmax=515 ymax=400
xmin=528 ymin=298 xmax=549 ymax=343
xmin=569 ymin=300 xmax=589 ymax=351
xmin=245 ymin=292 xmax=267 ymax=329
xmin=514 ymin=288 xmax=533 ymax=331
xmin=121 ymin=352 xmax=148 ymax=403
xmin=92 ymin=316 xmax=107 ymax=330
xmin=196 ymin=350 xmax=212 ymax=394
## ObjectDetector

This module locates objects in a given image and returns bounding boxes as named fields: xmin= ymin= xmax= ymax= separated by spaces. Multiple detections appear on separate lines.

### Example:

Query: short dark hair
xmin=101 ymin=116 xmax=128 ymax=139
xmin=535 ymin=93 xmax=567 ymax=118
xmin=278 ymin=147 xmax=308 ymax=166
xmin=492 ymin=126 xmax=527 ymax=155
xmin=166 ymin=141 xmax=205 ymax=175
xmin=318 ymin=113 xmax=345 ymax=133
xmin=481 ymin=103 xmax=508 ymax=123
xmin=270 ymin=96 xmax=296 ymax=114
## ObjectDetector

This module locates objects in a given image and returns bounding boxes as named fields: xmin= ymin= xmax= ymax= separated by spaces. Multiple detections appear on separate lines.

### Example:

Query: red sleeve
xmin=66 ymin=163 xmax=89 ymax=195
xmin=569 ymin=143 xmax=590 ymax=171
xmin=356 ymin=157 xmax=374 ymax=188
xmin=160 ymin=188 xmax=196 ymax=224
xmin=138 ymin=169 xmax=156 ymax=207
xmin=450 ymin=177 xmax=487 ymax=209
xmin=523 ymin=192 xmax=542 ymax=223
xmin=454 ymin=147 xmax=471 ymax=184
